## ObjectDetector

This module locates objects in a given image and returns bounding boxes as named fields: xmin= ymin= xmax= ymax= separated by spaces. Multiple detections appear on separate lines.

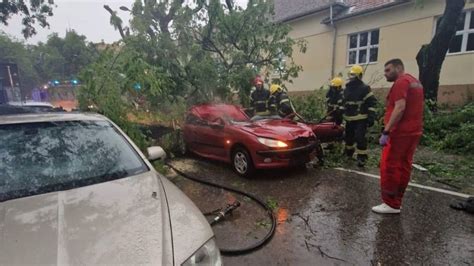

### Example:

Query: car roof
xmin=189 ymin=103 xmax=249 ymax=121
xmin=0 ymin=112 xmax=107 ymax=125
xmin=8 ymin=101 xmax=54 ymax=107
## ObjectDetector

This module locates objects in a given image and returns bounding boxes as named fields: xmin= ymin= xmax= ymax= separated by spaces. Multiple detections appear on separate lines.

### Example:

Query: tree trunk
xmin=416 ymin=0 xmax=465 ymax=112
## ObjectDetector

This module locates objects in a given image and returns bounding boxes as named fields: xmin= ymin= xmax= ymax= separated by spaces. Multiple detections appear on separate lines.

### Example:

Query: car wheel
xmin=232 ymin=147 xmax=255 ymax=178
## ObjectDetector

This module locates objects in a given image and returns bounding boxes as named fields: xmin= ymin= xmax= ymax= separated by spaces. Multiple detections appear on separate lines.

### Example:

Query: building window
xmin=347 ymin=29 xmax=379 ymax=65
xmin=437 ymin=10 xmax=474 ymax=54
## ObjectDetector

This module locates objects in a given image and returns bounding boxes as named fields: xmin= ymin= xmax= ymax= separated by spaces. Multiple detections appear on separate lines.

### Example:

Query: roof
xmin=323 ymin=0 xmax=411 ymax=23
xmin=274 ymin=0 xmax=411 ymax=23
xmin=274 ymin=0 xmax=338 ymax=22
xmin=0 ymin=111 xmax=106 ymax=125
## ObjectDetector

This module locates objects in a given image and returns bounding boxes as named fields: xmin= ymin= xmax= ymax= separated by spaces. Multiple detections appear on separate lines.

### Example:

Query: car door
xmin=183 ymin=114 xmax=203 ymax=153
xmin=194 ymin=117 xmax=227 ymax=159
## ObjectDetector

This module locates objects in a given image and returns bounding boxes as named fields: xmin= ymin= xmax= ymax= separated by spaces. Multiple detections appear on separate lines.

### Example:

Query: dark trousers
xmin=344 ymin=120 xmax=368 ymax=160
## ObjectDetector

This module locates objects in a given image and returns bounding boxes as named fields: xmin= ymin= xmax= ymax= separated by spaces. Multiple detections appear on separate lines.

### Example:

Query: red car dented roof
xmin=189 ymin=103 xmax=249 ymax=122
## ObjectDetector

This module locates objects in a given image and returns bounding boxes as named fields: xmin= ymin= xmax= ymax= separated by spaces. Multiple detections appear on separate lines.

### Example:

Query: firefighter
xmin=268 ymin=84 xmax=294 ymax=118
xmin=342 ymin=65 xmax=378 ymax=167
xmin=326 ymin=77 xmax=344 ymax=125
xmin=249 ymin=76 xmax=270 ymax=116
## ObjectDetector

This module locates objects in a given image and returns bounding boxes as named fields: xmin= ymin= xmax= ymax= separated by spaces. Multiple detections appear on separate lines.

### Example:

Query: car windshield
xmin=0 ymin=120 xmax=148 ymax=202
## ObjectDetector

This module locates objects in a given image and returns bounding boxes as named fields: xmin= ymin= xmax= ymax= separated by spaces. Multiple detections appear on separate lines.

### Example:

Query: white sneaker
xmin=372 ymin=203 xmax=401 ymax=214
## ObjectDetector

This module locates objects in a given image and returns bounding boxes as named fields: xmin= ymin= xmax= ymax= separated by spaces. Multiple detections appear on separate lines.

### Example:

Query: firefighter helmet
xmin=254 ymin=76 xmax=263 ymax=86
xmin=330 ymin=77 xmax=344 ymax=87
xmin=270 ymin=84 xmax=281 ymax=94
xmin=349 ymin=65 xmax=364 ymax=77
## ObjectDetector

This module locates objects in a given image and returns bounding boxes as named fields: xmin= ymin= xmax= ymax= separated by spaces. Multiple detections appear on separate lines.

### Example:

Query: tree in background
xmin=0 ymin=0 xmax=55 ymax=38
xmin=99 ymin=0 xmax=306 ymax=107
xmin=28 ymin=30 xmax=98 ymax=83
xmin=416 ymin=0 xmax=466 ymax=111
xmin=0 ymin=30 xmax=98 ymax=93
xmin=0 ymin=34 xmax=39 ymax=90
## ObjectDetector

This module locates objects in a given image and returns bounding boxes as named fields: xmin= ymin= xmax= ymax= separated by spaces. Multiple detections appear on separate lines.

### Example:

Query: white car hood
xmin=0 ymin=172 xmax=173 ymax=265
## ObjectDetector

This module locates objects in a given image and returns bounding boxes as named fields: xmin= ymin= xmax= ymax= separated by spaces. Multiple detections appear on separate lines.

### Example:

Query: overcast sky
xmin=0 ymin=0 xmax=248 ymax=44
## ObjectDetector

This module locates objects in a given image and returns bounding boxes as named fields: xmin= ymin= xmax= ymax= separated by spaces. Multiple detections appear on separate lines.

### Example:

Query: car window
xmin=0 ymin=120 xmax=148 ymax=202
xmin=186 ymin=114 xmax=208 ymax=126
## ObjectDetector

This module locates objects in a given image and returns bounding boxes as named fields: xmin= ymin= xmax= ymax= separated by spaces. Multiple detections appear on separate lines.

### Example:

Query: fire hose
xmin=165 ymin=162 xmax=277 ymax=256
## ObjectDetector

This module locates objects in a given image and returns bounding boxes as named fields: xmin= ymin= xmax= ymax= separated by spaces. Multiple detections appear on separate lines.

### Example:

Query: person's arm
xmin=383 ymin=99 xmax=406 ymax=133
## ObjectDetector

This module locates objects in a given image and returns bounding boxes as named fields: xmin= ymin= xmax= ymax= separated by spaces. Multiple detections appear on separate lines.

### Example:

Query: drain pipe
xmin=330 ymin=4 xmax=337 ymax=78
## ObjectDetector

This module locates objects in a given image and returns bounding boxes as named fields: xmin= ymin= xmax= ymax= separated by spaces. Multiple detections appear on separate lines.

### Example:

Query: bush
xmin=290 ymin=89 xmax=327 ymax=122
xmin=422 ymin=102 xmax=474 ymax=155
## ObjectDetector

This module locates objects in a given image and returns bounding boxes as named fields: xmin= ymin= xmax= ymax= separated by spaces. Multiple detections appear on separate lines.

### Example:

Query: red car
xmin=182 ymin=103 xmax=321 ymax=177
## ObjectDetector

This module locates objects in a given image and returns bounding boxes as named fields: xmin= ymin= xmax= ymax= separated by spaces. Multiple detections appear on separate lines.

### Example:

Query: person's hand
xmin=285 ymin=113 xmax=296 ymax=120
xmin=379 ymin=131 xmax=389 ymax=146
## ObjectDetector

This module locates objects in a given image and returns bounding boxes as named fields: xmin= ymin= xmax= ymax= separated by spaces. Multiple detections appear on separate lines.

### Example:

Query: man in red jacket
xmin=372 ymin=58 xmax=424 ymax=214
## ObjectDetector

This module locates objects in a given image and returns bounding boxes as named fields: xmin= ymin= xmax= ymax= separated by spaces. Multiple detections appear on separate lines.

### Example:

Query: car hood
xmin=0 ymin=172 xmax=174 ymax=265
xmin=236 ymin=119 xmax=314 ymax=140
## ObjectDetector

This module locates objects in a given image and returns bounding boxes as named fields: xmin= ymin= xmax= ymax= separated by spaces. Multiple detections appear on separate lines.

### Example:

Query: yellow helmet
xmin=270 ymin=84 xmax=281 ymax=94
xmin=330 ymin=77 xmax=344 ymax=87
xmin=349 ymin=65 xmax=364 ymax=77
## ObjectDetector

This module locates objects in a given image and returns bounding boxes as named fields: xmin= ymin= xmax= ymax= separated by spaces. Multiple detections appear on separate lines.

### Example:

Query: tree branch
xmin=104 ymin=5 xmax=126 ymax=39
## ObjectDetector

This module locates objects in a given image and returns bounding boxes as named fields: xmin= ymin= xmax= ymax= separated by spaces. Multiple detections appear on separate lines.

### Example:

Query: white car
xmin=0 ymin=111 xmax=222 ymax=265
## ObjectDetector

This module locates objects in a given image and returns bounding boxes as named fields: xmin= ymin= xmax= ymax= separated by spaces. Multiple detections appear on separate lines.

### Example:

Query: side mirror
xmin=147 ymin=146 xmax=167 ymax=161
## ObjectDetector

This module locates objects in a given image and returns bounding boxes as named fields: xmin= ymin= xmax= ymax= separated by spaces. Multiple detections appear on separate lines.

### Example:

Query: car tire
xmin=232 ymin=147 xmax=255 ymax=178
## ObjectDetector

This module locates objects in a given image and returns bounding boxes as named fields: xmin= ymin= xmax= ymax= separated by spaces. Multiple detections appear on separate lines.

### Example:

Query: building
xmin=275 ymin=0 xmax=474 ymax=106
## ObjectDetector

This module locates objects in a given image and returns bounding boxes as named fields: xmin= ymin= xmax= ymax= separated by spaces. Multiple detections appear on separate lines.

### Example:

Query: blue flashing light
xmin=133 ymin=83 xmax=142 ymax=91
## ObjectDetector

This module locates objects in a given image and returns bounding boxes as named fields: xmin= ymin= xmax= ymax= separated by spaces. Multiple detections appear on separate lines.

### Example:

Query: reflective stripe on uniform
xmin=344 ymin=114 xmax=368 ymax=121
xmin=363 ymin=92 xmax=374 ymax=101
xmin=345 ymin=144 xmax=355 ymax=150
xmin=345 ymin=101 xmax=363 ymax=105
xmin=255 ymin=100 xmax=267 ymax=104
xmin=280 ymin=99 xmax=290 ymax=104
xmin=356 ymin=149 xmax=368 ymax=155
xmin=368 ymin=107 xmax=377 ymax=112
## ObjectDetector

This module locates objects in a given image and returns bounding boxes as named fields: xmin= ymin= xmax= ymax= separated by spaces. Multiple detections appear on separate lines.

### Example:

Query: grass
xmin=152 ymin=160 xmax=170 ymax=175
xmin=266 ymin=197 xmax=279 ymax=211
xmin=322 ymin=142 xmax=474 ymax=194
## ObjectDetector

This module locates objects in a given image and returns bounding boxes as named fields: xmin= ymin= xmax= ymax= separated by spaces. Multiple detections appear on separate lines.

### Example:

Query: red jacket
xmin=384 ymin=73 xmax=424 ymax=137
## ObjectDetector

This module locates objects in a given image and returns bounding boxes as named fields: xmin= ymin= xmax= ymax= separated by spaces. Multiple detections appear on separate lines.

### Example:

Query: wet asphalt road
xmin=165 ymin=157 xmax=474 ymax=266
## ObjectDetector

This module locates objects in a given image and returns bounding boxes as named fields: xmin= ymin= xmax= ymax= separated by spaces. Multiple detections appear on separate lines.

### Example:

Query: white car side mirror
xmin=147 ymin=146 xmax=166 ymax=161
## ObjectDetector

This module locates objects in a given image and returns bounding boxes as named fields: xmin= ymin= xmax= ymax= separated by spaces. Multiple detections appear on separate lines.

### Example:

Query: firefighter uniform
xmin=268 ymin=84 xmax=293 ymax=118
xmin=250 ymin=87 xmax=270 ymax=115
xmin=342 ymin=66 xmax=377 ymax=166
xmin=326 ymin=77 xmax=344 ymax=125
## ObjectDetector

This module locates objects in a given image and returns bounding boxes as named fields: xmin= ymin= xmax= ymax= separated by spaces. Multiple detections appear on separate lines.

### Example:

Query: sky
xmin=0 ymin=0 xmax=248 ymax=44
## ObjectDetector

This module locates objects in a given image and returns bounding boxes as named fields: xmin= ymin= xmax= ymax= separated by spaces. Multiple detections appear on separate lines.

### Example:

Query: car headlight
xmin=258 ymin=137 xmax=288 ymax=148
xmin=182 ymin=238 xmax=222 ymax=266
